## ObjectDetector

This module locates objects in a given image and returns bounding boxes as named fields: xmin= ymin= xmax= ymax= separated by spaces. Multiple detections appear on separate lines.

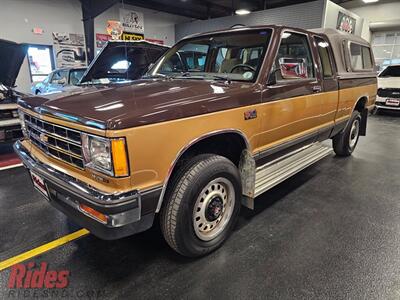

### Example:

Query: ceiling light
xmin=362 ymin=0 xmax=379 ymax=3
xmin=235 ymin=9 xmax=251 ymax=15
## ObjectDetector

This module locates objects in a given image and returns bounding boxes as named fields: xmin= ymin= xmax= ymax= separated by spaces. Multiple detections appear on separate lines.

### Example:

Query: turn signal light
xmin=111 ymin=138 xmax=129 ymax=177
xmin=79 ymin=204 xmax=108 ymax=224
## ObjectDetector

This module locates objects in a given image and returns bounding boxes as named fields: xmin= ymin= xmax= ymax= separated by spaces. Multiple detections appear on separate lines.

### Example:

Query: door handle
xmin=312 ymin=86 xmax=322 ymax=93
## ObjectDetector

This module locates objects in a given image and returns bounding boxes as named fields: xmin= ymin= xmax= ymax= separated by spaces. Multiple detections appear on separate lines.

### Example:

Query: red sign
xmin=96 ymin=33 xmax=112 ymax=49
xmin=32 ymin=28 xmax=44 ymax=35
xmin=145 ymin=38 xmax=164 ymax=45
xmin=8 ymin=262 xmax=69 ymax=289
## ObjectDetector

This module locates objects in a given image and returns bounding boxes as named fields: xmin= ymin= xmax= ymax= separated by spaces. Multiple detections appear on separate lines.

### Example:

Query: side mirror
xmin=278 ymin=57 xmax=308 ymax=79
xmin=56 ymin=78 xmax=67 ymax=85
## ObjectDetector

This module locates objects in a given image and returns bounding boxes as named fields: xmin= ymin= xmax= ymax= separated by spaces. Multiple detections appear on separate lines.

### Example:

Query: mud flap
xmin=360 ymin=108 xmax=368 ymax=136
xmin=238 ymin=149 xmax=255 ymax=209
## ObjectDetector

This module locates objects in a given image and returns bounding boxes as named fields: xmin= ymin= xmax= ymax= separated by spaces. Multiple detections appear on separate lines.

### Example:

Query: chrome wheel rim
xmin=349 ymin=119 xmax=360 ymax=148
xmin=192 ymin=177 xmax=235 ymax=241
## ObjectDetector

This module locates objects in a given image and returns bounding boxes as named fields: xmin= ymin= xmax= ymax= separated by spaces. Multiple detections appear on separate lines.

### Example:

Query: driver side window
xmin=273 ymin=32 xmax=315 ymax=81
xmin=50 ymin=70 xmax=68 ymax=84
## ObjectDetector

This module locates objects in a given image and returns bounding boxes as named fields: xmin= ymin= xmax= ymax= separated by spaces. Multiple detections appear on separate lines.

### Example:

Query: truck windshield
xmin=379 ymin=65 xmax=400 ymax=77
xmin=148 ymin=29 xmax=272 ymax=82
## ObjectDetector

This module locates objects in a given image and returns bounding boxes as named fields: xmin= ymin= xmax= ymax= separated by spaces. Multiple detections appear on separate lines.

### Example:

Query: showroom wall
xmin=323 ymin=0 xmax=369 ymax=40
xmin=343 ymin=1 xmax=400 ymax=70
xmin=0 ymin=0 xmax=187 ymax=94
xmin=94 ymin=3 xmax=190 ymax=48
xmin=175 ymin=0 xmax=326 ymax=41
xmin=0 ymin=0 xmax=84 ymax=93
xmin=343 ymin=1 xmax=400 ymax=31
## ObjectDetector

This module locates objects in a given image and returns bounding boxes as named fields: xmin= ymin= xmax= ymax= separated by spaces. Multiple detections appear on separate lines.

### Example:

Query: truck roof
xmin=310 ymin=28 xmax=370 ymax=46
xmin=311 ymin=28 xmax=373 ymax=76
xmin=182 ymin=25 xmax=375 ymax=77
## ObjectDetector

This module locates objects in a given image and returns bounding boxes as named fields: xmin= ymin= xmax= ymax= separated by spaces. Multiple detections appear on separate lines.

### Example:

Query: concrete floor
xmin=0 ymin=112 xmax=399 ymax=299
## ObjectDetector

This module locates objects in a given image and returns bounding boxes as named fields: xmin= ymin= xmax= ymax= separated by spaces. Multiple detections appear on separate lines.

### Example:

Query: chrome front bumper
xmin=14 ymin=140 xmax=157 ymax=239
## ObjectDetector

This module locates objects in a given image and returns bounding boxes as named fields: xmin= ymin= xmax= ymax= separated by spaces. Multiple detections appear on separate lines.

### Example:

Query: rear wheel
xmin=160 ymin=154 xmax=241 ymax=257
xmin=332 ymin=111 xmax=361 ymax=156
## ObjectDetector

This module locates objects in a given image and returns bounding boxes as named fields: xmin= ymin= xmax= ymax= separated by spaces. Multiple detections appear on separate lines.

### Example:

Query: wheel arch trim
xmin=155 ymin=129 xmax=251 ymax=213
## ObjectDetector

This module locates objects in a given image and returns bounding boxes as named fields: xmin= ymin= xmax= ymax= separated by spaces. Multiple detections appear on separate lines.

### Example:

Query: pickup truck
xmin=15 ymin=26 xmax=377 ymax=257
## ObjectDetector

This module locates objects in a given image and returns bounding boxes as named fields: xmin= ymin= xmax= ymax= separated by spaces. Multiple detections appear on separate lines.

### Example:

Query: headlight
xmin=82 ymin=134 xmax=129 ymax=177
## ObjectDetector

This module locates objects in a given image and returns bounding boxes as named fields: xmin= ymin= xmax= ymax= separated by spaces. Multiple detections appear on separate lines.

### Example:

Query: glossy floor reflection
xmin=0 ymin=112 xmax=399 ymax=299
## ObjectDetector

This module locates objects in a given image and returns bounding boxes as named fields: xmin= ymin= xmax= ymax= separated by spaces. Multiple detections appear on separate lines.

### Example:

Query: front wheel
xmin=332 ymin=111 xmax=361 ymax=156
xmin=160 ymin=154 xmax=241 ymax=257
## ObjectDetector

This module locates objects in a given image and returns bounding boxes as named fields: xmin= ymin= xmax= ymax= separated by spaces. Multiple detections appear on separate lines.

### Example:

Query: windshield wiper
xmin=211 ymin=75 xmax=232 ymax=83
xmin=143 ymin=73 xmax=174 ymax=80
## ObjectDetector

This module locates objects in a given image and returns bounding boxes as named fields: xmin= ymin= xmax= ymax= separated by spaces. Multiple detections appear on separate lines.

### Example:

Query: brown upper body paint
xmin=18 ymin=25 xmax=377 ymax=193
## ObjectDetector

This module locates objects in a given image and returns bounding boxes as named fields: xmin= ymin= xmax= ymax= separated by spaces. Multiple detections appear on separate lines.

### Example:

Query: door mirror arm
xmin=267 ymin=69 xmax=279 ymax=86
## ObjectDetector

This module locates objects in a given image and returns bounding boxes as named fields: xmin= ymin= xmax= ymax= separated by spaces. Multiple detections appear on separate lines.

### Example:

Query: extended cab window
xmin=350 ymin=43 xmax=373 ymax=70
xmin=315 ymin=37 xmax=333 ymax=78
xmin=274 ymin=32 xmax=315 ymax=81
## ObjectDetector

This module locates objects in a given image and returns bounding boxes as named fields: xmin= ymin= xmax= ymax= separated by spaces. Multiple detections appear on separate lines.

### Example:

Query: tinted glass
xmin=51 ymin=70 xmax=68 ymax=84
xmin=350 ymin=43 xmax=373 ymax=70
xmin=69 ymin=69 xmax=86 ymax=85
xmin=149 ymin=29 xmax=272 ymax=82
xmin=379 ymin=65 xmax=400 ymax=77
xmin=315 ymin=37 xmax=333 ymax=78
xmin=274 ymin=32 xmax=315 ymax=80
xmin=81 ymin=44 xmax=159 ymax=83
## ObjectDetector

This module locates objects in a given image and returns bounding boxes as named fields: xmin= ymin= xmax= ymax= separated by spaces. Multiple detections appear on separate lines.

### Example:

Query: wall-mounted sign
xmin=120 ymin=9 xmax=144 ymax=34
xmin=52 ymin=32 xmax=86 ymax=68
xmin=96 ymin=33 xmax=112 ymax=49
xmin=336 ymin=11 xmax=356 ymax=34
xmin=121 ymin=32 xmax=144 ymax=41
xmin=32 ymin=27 xmax=44 ymax=35
xmin=106 ymin=20 xmax=123 ymax=40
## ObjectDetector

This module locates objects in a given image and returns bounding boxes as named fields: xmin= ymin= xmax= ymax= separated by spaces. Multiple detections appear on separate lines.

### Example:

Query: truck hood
xmin=19 ymin=79 xmax=257 ymax=130
xmin=378 ymin=77 xmax=400 ymax=89
xmin=0 ymin=39 xmax=28 ymax=88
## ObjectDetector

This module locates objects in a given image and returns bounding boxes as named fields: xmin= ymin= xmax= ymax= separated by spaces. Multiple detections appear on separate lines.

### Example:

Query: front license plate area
xmin=386 ymin=98 xmax=400 ymax=106
xmin=30 ymin=171 xmax=49 ymax=200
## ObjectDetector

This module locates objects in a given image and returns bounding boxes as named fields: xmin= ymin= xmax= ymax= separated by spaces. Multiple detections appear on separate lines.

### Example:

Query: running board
xmin=254 ymin=143 xmax=332 ymax=198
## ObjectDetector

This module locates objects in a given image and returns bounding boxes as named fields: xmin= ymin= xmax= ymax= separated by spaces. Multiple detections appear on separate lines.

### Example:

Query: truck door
xmin=258 ymin=31 xmax=322 ymax=159
xmin=313 ymin=36 xmax=339 ymax=140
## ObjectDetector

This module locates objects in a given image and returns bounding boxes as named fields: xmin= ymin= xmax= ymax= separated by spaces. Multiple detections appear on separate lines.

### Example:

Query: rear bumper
xmin=14 ymin=140 xmax=161 ymax=240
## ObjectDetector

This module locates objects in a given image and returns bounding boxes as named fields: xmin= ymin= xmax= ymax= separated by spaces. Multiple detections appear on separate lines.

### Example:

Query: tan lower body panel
xmin=110 ymin=84 xmax=377 ymax=191
xmin=19 ymin=83 xmax=377 ymax=193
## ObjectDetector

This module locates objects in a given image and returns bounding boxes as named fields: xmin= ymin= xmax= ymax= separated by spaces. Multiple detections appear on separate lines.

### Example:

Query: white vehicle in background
xmin=31 ymin=67 xmax=86 ymax=95
xmin=376 ymin=65 xmax=400 ymax=111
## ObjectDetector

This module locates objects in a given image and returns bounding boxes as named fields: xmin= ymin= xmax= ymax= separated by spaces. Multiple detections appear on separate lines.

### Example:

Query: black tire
xmin=332 ymin=111 xmax=361 ymax=157
xmin=160 ymin=154 xmax=241 ymax=257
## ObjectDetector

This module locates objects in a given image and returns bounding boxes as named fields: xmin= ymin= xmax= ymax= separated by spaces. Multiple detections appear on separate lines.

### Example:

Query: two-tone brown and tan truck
xmin=15 ymin=26 xmax=377 ymax=257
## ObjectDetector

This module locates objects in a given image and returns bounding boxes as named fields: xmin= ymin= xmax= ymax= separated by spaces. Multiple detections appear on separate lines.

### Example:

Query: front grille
xmin=377 ymin=88 xmax=400 ymax=98
xmin=0 ymin=109 xmax=18 ymax=120
xmin=24 ymin=114 xmax=84 ymax=169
